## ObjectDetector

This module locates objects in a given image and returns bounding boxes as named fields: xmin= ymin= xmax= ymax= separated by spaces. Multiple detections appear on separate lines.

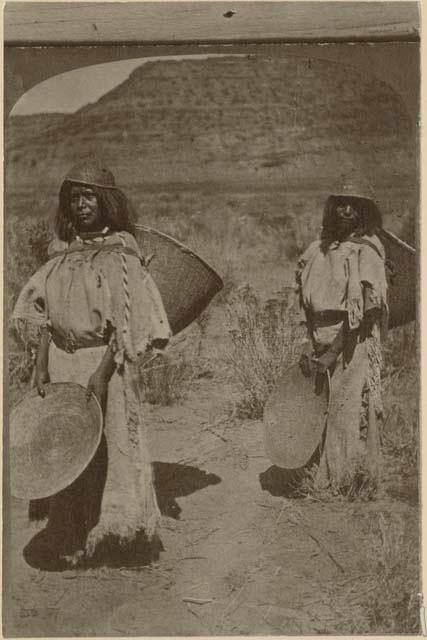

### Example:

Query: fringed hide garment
xmin=12 ymin=231 xmax=171 ymax=561
xmin=296 ymin=234 xmax=388 ymax=495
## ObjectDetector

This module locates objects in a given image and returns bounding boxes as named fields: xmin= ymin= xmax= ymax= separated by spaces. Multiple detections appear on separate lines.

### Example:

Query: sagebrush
xmin=225 ymin=284 xmax=304 ymax=418
xmin=139 ymin=353 xmax=192 ymax=406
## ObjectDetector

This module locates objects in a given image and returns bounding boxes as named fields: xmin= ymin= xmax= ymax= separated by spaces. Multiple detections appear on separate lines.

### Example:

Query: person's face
xmin=334 ymin=199 xmax=361 ymax=238
xmin=70 ymin=185 xmax=102 ymax=232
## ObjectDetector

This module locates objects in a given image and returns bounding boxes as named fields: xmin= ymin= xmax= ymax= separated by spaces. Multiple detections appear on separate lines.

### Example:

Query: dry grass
xmin=225 ymin=285 xmax=304 ymax=418
xmin=362 ymin=511 xmax=420 ymax=633
xmin=381 ymin=323 xmax=418 ymax=468
xmin=138 ymin=353 xmax=193 ymax=406
xmin=136 ymin=197 xmax=300 ymax=304
xmin=9 ymin=348 xmax=34 ymax=389
xmin=7 ymin=216 xmax=51 ymax=310
xmin=294 ymin=464 xmax=379 ymax=502
xmin=7 ymin=216 xmax=52 ymax=398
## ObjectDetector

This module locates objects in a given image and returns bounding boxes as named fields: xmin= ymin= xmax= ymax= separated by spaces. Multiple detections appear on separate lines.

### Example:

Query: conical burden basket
xmin=135 ymin=225 xmax=223 ymax=335
xmin=378 ymin=228 xmax=416 ymax=329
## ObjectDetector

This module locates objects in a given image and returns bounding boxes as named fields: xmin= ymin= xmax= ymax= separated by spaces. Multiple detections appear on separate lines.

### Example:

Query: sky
xmin=11 ymin=54 xmax=238 ymax=116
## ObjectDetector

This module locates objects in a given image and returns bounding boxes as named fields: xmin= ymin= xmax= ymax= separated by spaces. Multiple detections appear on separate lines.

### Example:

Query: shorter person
xmin=295 ymin=183 xmax=388 ymax=496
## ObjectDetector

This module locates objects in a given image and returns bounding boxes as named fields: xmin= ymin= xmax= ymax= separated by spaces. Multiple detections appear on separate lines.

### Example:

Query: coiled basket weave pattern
xmin=135 ymin=224 xmax=223 ymax=335
xmin=10 ymin=383 xmax=103 ymax=500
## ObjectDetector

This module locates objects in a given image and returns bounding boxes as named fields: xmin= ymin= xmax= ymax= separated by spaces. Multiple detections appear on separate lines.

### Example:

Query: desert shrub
xmin=225 ymin=285 xmax=304 ymax=418
xmin=292 ymin=461 xmax=378 ymax=503
xmin=7 ymin=216 xmax=52 ymax=392
xmin=134 ymin=196 xmax=300 ymax=306
xmin=382 ymin=322 xmax=417 ymax=373
xmin=9 ymin=342 xmax=35 ymax=389
xmin=7 ymin=215 xmax=52 ymax=312
xmin=138 ymin=353 xmax=192 ymax=406
xmin=362 ymin=511 xmax=419 ymax=633
xmin=381 ymin=323 xmax=418 ymax=468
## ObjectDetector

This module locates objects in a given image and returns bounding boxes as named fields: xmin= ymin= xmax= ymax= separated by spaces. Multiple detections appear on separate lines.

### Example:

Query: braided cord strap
xmin=117 ymin=233 xmax=135 ymax=361
xmin=116 ymin=233 xmax=161 ymax=538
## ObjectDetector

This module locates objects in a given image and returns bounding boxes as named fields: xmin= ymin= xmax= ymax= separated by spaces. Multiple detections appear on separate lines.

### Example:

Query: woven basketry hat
xmin=9 ymin=383 xmax=103 ymax=500
xmin=330 ymin=171 xmax=378 ymax=203
xmin=64 ymin=157 xmax=117 ymax=189
xmin=325 ymin=171 xmax=382 ymax=230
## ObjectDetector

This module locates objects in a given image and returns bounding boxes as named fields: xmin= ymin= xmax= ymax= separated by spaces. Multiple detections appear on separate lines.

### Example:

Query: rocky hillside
xmin=5 ymin=55 xmax=418 ymax=236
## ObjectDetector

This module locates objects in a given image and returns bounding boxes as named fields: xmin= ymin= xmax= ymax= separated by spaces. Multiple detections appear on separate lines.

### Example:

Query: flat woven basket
xmin=263 ymin=365 xmax=330 ymax=470
xmin=10 ymin=383 xmax=103 ymax=500
xmin=135 ymin=224 xmax=223 ymax=335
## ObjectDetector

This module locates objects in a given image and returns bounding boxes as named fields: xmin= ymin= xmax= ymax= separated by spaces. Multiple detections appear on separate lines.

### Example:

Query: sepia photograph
xmin=3 ymin=1 xmax=420 ymax=636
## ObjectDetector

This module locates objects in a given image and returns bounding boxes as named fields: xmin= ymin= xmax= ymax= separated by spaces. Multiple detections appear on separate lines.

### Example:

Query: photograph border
xmin=2 ymin=2 xmax=422 ymax=638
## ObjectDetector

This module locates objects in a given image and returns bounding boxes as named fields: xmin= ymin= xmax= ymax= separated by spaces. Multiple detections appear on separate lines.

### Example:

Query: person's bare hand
xmin=299 ymin=342 xmax=314 ymax=377
xmin=86 ymin=370 xmax=108 ymax=411
xmin=312 ymin=349 xmax=338 ymax=375
xmin=35 ymin=366 xmax=50 ymax=398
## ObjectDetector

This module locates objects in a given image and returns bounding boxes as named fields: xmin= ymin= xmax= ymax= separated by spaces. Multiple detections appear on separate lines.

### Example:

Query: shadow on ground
xmin=259 ymin=444 xmax=322 ymax=498
xmin=260 ymin=442 xmax=322 ymax=498
xmin=22 ymin=459 xmax=221 ymax=571
xmin=153 ymin=461 xmax=222 ymax=519
xmin=259 ymin=465 xmax=308 ymax=498
xmin=23 ymin=528 xmax=163 ymax=571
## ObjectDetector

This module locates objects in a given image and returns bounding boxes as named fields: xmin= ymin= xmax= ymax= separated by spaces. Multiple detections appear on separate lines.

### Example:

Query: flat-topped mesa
xmin=7 ymin=55 xmax=414 ymax=186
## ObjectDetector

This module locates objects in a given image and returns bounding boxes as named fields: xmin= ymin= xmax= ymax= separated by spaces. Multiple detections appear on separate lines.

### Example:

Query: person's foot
xmin=60 ymin=549 xmax=85 ymax=567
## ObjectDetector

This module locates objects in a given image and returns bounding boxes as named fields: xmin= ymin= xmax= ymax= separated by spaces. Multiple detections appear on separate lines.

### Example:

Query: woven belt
xmin=310 ymin=310 xmax=346 ymax=328
xmin=51 ymin=333 xmax=107 ymax=353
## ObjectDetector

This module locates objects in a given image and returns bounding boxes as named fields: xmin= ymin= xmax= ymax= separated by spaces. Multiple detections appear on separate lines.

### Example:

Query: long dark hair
xmin=54 ymin=181 xmax=136 ymax=241
xmin=320 ymin=195 xmax=382 ymax=248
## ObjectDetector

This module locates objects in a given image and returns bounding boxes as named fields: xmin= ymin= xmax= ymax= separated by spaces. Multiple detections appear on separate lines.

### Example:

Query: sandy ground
xmin=5 ymin=349 xmax=418 ymax=636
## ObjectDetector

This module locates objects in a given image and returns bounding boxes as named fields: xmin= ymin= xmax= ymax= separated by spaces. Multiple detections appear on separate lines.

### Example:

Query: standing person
xmin=295 ymin=182 xmax=388 ymax=496
xmin=12 ymin=158 xmax=171 ymax=568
